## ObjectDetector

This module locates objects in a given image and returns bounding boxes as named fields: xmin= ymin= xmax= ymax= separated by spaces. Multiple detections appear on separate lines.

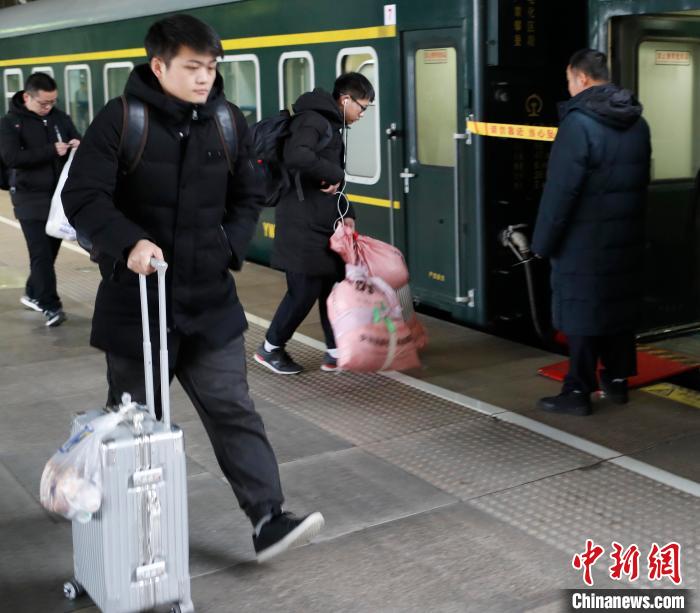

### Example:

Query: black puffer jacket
xmin=0 ymin=91 xmax=80 ymax=220
xmin=63 ymin=64 xmax=262 ymax=358
xmin=271 ymin=88 xmax=355 ymax=278
xmin=532 ymin=84 xmax=651 ymax=335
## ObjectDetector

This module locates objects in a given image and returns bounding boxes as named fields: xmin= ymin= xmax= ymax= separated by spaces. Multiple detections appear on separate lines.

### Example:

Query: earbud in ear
xmin=343 ymin=99 xmax=348 ymax=106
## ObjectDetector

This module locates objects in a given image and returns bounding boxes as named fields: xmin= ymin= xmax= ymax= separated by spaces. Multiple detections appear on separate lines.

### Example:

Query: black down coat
xmin=62 ymin=64 xmax=263 ymax=358
xmin=0 ymin=91 xmax=80 ymax=220
xmin=271 ymin=88 xmax=355 ymax=278
xmin=532 ymin=84 xmax=651 ymax=336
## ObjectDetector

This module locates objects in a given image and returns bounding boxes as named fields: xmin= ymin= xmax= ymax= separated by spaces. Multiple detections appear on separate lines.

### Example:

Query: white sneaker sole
xmin=20 ymin=297 xmax=42 ymax=312
xmin=45 ymin=314 xmax=66 ymax=327
xmin=253 ymin=353 xmax=302 ymax=375
xmin=256 ymin=512 xmax=325 ymax=563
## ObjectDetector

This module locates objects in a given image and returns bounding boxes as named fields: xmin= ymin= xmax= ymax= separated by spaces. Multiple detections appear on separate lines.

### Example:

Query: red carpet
xmin=538 ymin=347 xmax=700 ymax=389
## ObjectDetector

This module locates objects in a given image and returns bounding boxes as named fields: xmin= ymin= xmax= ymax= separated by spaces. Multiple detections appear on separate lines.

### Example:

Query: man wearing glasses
xmin=255 ymin=72 xmax=374 ymax=375
xmin=0 ymin=72 xmax=80 ymax=327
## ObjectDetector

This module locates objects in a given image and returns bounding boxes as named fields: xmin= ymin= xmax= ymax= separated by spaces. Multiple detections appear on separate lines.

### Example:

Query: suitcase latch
xmin=132 ymin=467 xmax=163 ymax=487
xmin=135 ymin=560 xmax=165 ymax=581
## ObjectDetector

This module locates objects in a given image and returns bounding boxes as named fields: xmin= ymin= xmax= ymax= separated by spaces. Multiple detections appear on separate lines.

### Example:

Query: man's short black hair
xmin=569 ymin=49 xmax=609 ymax=82
xmin=145 ymin=14 xmax=223 ymax=65
xmin=25 ymin=72 xmax=57 ymax=94
xmin=333 ymin=72 xmax=376 ymax=103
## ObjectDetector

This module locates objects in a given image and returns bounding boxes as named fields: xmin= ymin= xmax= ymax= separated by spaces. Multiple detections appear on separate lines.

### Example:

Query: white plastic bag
xmin=39 ymin=396 xmax=138 ymax=523
xmin=45 ymin=148 xmax=76 ymax=241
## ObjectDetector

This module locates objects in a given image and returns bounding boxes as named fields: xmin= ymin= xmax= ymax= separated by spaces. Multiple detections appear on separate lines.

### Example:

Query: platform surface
xmin=0 ymin=193 xmax=697 ymax=612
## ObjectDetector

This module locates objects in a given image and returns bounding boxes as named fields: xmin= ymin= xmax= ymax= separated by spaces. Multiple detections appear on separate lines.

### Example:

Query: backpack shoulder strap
xmin=118 ymin=95 xmax=148 ymax=174
xmin=214 ymin=101 xmax=238 ymax=175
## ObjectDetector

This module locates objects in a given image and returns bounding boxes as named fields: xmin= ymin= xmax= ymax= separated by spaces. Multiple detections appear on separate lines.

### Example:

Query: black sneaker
xmin=599 ymin=372 xmax=629 ymax=405
xmin=320 ymin=352 xmax=338 ymax=372
xmin=20 ymin=295 xmax=42 ymax=312
xmin=253 ymin=511 xmax=325 ymax=563
xmin=537 ymin=391 xmax=591 ymax=416
xmin=44 ymin=309 xmax=67 ymax=327
xmin=254 ymin=343 xmax=303 ymax=375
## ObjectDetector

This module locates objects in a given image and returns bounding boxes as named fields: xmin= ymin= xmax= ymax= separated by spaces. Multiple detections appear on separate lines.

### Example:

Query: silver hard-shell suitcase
xmin=64 ymin=259 xmax=194 ymax=613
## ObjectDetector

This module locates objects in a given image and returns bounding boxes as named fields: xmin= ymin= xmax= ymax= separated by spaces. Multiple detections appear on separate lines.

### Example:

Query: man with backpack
xmin=254 ymin=73 xmax=375 ymax=374
xmin=0 ymin=72 xmax=80 ymax=327
xmin=62 ymin=14 xmax=324 ymax=562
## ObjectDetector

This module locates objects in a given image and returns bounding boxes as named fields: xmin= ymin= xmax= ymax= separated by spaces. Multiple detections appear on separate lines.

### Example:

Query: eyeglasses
xmin=30 ymin=95 xmax=58 ymax=109
xmin=350 ymin=96 xmax=369 ymax=113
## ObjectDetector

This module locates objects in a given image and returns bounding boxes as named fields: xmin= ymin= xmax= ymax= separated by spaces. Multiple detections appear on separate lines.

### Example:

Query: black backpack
xmin=117 ymin=94 xmax=238 ymax=175
xmin=0 ymin=116 xmax=21 ymax=192
xmin=249 ymin=109 xmax=333 ymax=207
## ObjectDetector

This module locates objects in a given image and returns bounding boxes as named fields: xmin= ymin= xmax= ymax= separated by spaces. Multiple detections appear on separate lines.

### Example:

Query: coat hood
xmin=292 ymin=88 xmax=343 ymax=127
xmin=560 ymin=84 xmax=643 ymax=129
xmin=10 ymin=90 xmax=60 ymax=120
xmin=124 ymin=63 xmax=226 ymax=123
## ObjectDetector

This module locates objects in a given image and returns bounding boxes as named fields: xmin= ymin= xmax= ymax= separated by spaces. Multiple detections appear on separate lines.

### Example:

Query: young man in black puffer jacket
xmin=255 ymin=73 xmax=375 ymax=375
xmin=532 ymin=49 xmax=651 ymax=416
xmin=63 ymin=14 xmax=324 ymax=562
xmin=0 ymin=72 xmax=81 ymax=327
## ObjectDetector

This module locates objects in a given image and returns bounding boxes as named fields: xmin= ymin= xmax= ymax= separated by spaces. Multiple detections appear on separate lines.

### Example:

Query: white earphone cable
xmin=334 ymin=99 xmax=350 ymax=230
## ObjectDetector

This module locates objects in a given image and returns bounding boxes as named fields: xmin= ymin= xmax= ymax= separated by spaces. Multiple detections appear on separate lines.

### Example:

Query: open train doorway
xmin=609 ymin=9 xmax=700 ymax=335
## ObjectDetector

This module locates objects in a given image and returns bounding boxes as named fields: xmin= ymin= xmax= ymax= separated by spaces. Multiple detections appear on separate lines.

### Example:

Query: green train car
xmin=1 ymin=0 xmax=697 ymax=340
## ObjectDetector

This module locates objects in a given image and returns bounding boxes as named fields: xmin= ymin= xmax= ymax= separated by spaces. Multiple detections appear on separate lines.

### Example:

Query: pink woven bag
xmin=327 ymin=265 xmax=420 ymax=372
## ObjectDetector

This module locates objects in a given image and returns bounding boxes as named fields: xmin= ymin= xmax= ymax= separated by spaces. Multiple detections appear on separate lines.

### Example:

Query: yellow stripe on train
xmin=467 ymin=120 xmax=558 ymax=142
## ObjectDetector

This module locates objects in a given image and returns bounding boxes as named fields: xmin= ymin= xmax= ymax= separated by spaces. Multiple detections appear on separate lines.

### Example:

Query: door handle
xmin=453 ymin=132 xmax=474 ymax=306
xmin=399 ymin=168 xmax=415 ymax=194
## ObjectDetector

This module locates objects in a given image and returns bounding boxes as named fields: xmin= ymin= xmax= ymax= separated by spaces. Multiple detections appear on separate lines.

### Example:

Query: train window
xmin=103 ymin=62 xmax=134 ymax=102
xmin=638 ymin=40 xmax=700 ymax=181
xmin=336 ymin=47 xmax=380 ymax=184
xmin=3 ymin=68 xmax=23 ymax=112
xmin=219 ymin=55 xmax=260 ymax=125
xmin=415 ymin=47 xmax=457 ymax=167
xmin=64 ymin=65 xmax=93 ymax=135
xmin=278 ymin=51 xmax=314 ymax=112
xmin=32 ymin=67 xmax=54 ymax=78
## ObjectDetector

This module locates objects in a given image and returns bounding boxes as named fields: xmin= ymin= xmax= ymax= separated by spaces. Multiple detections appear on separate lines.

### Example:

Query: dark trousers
xmin=106 ymin=333 xmax=284 ymax=525
xmin=18 ymin=218 xmax=62 ymax=311
xmin=267 ymin=271 xmax=337 ymax=349
xmin=564 ymin=333 xmax=637 ymax=394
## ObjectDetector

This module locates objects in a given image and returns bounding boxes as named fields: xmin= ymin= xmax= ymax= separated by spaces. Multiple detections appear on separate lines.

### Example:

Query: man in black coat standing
xmin=62 ymin=14 xmax=324 ymax=562
xmin=0 ymin=72 xmax=80 ymax=327
xmin=532 ymin=49 xmax=651 ymax=416
xmin=254 ymin=73 xmax=375 ymax=375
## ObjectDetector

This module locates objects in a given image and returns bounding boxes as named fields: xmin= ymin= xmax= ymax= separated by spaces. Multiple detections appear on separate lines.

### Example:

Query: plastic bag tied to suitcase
xmin=40 ymin=394 xmax=142 ymax=523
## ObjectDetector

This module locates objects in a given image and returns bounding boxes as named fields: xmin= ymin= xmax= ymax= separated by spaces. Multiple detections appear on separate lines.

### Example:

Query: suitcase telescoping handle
xmin=138 ymin=258 xmax=171 ymax=429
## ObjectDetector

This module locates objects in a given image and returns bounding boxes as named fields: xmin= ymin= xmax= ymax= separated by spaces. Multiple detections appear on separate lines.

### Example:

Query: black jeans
xmin=564 ymin=333 xmax=637 ymax=394
xmin=18 ymin=218 xmax=62 ymax=311
xmin=266 ymin=271 xmax=337 ymax=349
xmin=106 ymin=333 xmax=284 ymax=526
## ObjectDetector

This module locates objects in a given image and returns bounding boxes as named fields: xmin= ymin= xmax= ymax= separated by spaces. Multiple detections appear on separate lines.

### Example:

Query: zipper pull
xmin=192 ymin=108 xmax=198 ymax=121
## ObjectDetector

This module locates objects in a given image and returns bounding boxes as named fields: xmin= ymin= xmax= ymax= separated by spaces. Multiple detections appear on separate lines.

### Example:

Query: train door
xmin=612 ymin=14 xmax=700 ymax=332
xmin=402 ymin=29 xmax=470 ymax=308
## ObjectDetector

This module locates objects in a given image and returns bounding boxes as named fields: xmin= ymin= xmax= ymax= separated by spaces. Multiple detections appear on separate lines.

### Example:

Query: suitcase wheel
xmin=63 ymin=579 xmax=85 ymax=600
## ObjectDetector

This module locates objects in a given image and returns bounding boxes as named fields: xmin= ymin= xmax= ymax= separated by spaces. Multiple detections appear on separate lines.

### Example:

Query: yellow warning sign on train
xmin=467 ymin=120 xmax=558 ymax=142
